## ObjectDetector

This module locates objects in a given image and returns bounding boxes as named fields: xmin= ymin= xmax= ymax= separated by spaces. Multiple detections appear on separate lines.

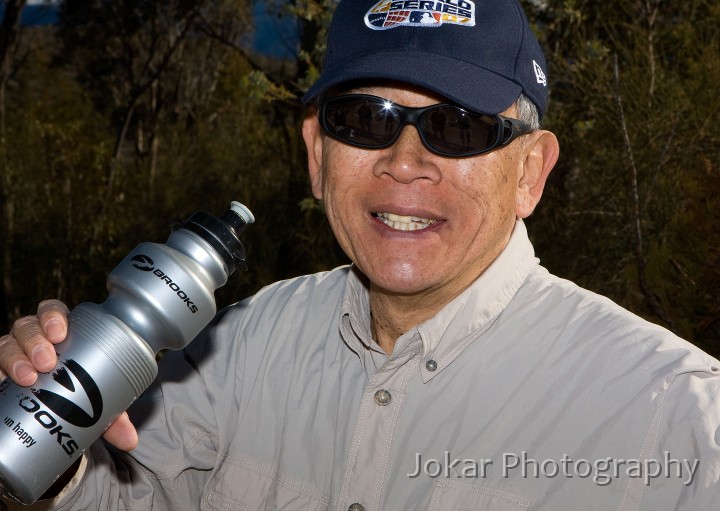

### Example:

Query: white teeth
xmin=375 ymin=212 xmax=437 ymax=231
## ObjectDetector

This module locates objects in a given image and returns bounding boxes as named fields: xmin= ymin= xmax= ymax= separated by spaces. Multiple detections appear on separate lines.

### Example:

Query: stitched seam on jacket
xmin=148 ymin=430 xmax=219 ymax=480
xmin=436 ymin=479 xmax=531 ymax=507
xmin=616 ymin=376 xmax=673 ymax=511
xmin=372 ymin=352 xmax=422 ymax=510
xmin=338 ymin=384 xmax=375 ymax=508
xmin=221 ymin=453 xmax=331 ymax=504
xmin=203 ymin=489 xmax=249 ymax=511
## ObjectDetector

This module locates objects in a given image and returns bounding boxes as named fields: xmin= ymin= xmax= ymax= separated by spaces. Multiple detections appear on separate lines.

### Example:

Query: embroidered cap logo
xmin=365 ymin=0 xmax=475 ymax=30
xmin=533 ymin=60 xmax=547 ymax=86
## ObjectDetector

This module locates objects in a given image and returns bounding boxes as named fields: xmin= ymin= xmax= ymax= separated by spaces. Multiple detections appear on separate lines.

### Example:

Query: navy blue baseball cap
xmin=302 ymin=0 xmax=549 ymax=119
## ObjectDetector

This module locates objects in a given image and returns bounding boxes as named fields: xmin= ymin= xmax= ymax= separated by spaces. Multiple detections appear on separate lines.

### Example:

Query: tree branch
xmin=613 ymin=54 xmax=677 ymax=332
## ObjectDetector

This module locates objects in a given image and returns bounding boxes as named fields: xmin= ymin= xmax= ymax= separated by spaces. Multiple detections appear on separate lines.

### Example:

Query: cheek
xmin=449 ymin=159 xmax=520 ymax=248
xmin=318 ymin=143 xmax=343 ymax=205
xmin=320 ymin=143 xmax=379 ymax=203
xmin=455 ymin=158 xmax=515 ymax=210
xmin=319 ymin=144 xmax=366 ymax=244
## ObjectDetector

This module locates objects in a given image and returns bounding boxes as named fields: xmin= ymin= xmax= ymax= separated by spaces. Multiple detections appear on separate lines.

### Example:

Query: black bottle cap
xmin=175 ymin=203 xmax=253 ymax=274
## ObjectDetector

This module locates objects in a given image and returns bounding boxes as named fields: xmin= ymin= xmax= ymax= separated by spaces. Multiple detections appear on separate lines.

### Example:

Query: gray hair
xmin=516 ymin=93 xmax=541 ymax=130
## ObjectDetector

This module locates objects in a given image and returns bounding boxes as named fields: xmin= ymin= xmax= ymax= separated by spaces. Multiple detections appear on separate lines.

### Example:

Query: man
xmin=1 ymin=0 xmax=719 ymax=509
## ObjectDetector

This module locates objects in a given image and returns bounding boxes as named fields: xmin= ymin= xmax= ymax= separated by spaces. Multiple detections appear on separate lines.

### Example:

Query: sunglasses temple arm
xmin=502 ymin=119 xmax=534 ymax=145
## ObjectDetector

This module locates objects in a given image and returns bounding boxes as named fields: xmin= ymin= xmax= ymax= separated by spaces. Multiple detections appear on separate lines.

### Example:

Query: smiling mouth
xmin=373 ymin=212 xmax=438 ymax=231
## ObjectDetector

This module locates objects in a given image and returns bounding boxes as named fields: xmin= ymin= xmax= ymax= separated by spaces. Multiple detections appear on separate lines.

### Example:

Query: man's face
xmin=303 ymin=83 xmax=557 ymax=306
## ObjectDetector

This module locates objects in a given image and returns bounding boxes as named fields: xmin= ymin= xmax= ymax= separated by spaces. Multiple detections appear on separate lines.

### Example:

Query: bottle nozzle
xmin=230 ymin=201 xmax=255 ymax=225
xmin=220 ymin=201 xmax=253 ymax=238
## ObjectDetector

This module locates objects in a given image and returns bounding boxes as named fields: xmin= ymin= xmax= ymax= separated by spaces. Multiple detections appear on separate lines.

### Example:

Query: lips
xmin=373 ymin=212 xmax=438 ymax=231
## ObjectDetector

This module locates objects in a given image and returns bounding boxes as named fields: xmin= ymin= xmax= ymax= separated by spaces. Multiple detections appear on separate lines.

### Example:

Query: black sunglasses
xmin=319 ymin=94 xmax=533 ymax=158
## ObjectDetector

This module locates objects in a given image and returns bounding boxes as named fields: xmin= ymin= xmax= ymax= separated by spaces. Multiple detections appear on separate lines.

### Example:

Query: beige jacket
xmin=14 ymin=221 xmax=720 ymax=511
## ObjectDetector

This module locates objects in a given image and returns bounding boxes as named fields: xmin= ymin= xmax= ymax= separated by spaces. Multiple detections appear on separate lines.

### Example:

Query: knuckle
xmin=12 ymin=315 xmax=36 ymax=330
xmin=0 ymin=332 xmax=23 ymax=368
xmin=37 ymin=299 xmax=69 ymax=317
xmin=11 ymin=315 xmax=43 ymax=342
xmin=0 ymin=333 xmax=13 ymax=354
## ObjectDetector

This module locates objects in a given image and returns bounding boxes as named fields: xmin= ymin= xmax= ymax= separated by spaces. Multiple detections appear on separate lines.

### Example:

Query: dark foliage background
xmin=1 ymin=0 xmax=718 ymax=356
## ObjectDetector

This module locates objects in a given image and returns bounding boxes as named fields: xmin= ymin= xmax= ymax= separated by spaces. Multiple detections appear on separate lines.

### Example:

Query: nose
xmin=372 ymin=125 xmax=442 ymax=184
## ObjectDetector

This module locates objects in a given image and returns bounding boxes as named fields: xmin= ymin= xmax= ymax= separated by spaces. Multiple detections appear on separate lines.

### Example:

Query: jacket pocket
xmin=428 ymin=480 xmax=531 ymax=511
xmin=201 ymin=455 xmax=330 ymax=511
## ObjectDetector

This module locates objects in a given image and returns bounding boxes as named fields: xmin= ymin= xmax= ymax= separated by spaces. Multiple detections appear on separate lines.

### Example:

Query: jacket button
xmin=425 ymin=359 xmax=437 ymax=372
xmin=374 ymin=389 xmax=391 ymax=406
xmin=348 ymin=504 xmax=365 ymax=511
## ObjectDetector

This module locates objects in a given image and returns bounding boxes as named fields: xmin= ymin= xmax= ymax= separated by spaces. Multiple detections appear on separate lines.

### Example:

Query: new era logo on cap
xmin=365 ymin=0 xmax=476 ymax=30
xmin=533 ymin=60 xmax=547 ymax=86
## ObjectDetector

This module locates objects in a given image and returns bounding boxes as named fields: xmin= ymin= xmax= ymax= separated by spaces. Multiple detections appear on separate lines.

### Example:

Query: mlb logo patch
xmin=365 ymin=0 xmax=475 ymax=30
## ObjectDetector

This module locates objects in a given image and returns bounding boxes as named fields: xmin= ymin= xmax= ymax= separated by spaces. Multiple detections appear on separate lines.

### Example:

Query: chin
xmin=363 ymin=265 xmax=438 ymax=296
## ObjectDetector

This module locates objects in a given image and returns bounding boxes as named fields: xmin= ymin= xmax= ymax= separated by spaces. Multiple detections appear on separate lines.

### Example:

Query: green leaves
xmin=241 ymin=70 xmax=296 ymax=102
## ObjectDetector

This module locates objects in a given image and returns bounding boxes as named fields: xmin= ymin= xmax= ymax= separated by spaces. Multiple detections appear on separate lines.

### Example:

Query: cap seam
xmin=510 ymin=0 xmax=528 ymax=92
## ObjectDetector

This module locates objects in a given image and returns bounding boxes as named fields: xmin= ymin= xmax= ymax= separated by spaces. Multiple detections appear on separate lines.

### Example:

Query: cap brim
xmin=302 ymin=50 xmax=522 ymax=115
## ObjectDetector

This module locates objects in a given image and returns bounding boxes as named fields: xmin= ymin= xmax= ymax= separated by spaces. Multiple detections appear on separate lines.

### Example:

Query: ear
xmin=515 ymin=130 xmax=559 ymax=219
xmin=302 ymin=108 xmax=325 ymax=200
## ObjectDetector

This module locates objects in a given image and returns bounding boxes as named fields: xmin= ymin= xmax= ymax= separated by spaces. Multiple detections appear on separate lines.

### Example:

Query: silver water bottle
xmin=0 ymin=201 xmax=254 ymax=505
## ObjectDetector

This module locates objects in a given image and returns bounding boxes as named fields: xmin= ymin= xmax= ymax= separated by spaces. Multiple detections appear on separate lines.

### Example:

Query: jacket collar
xmin=340 ymin=220 xmax=539 ymax=380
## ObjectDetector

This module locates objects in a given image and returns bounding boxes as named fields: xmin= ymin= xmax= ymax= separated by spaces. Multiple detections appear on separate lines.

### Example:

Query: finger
xmin=102 ymin=412 xmax=138 ymax=452
xmin=0 ymin=328 xmax=39 ymax=386
xmin=37 ymin=299 xmax=70 ymax=344
xmin=10 ymin=315 xmax=57 ymax=374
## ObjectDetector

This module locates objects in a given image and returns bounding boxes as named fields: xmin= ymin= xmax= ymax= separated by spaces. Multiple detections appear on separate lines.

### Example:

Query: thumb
xmin=102 ymin=412 xmax=138 ymax=451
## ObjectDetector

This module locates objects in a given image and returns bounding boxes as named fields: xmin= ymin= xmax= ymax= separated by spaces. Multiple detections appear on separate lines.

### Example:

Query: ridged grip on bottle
xmin=70 ymin=304 xmax=157 ymax=396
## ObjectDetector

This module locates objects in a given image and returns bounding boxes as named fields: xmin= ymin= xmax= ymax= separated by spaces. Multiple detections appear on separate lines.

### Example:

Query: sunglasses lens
xmin=419 ymin=107 xmax=500 ymax=156
xmin=322 ymin=97 xmax=398 ymax=148
xmin=321 ymin=96 xmax=504 ymax=157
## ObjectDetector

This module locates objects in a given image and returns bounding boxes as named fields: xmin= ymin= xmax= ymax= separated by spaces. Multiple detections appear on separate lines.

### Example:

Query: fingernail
xmin=14 ymin=362 xmax=36 ymax=384
xmin=33 ymin=346 xmax=55 ymax=370
xmin=45 ymin=319 xmax=65 ymax=341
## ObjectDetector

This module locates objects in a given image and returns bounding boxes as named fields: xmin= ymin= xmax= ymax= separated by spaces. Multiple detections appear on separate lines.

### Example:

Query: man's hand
xmin=0 ymin=299 xmax=138 ymax=451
